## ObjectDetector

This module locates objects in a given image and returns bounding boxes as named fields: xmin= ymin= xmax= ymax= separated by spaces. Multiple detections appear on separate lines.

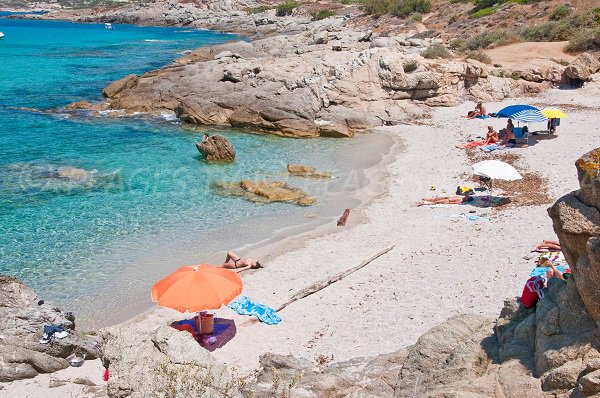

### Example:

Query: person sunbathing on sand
xmin=533 ymin=240 xmax=561 ymax=252
xmin=220 ymin=252 xmax=263 ymax=273
xmin=417 ymin=195 xmax=473 ymax=206
xmin=466 ymin=103 xmax=487 ymax=119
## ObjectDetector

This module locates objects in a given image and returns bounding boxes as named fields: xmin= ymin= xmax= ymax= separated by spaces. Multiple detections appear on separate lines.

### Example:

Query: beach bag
xmin=521 ymin=276 xmax=544 ymax=308
xmin=553 ymin=118 xmax=560 ymax=127
xmin=456 ymin=186 xmax=474 ymax=195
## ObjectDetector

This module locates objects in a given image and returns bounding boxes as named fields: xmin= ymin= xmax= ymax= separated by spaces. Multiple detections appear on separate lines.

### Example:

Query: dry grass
xmin=463 ymin=150 xmax=552 ymax=209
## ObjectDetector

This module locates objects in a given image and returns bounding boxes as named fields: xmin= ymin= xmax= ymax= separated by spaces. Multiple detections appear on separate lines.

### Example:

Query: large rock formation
xmin=0 ymin=276 xmax=100 ymax=382
xmin=99 ymin=324 xmax=237 ymax=398
xmin=196 ymin=135 xmax=236 ymax=162
xmin=563 ymin=52 xmax=600 ymax=86
xmin=78 ymin=16 xmax=560 ymax=138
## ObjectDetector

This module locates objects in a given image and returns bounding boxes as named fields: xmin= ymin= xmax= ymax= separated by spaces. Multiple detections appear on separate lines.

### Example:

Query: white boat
xmin=104 ymin=23 xmax=114 ymax=30
xmin=0 ymin=32 xmax=4 ymax=39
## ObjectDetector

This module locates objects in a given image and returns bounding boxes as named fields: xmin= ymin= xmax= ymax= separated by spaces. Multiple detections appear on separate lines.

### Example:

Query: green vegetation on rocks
xmin=276 ymin=1 xmax=300 ymax=16
xmin=362 ymin=0 xmax=431 ymax=18
xmin=422 ymin=43 xmax=453 ymax=59
xmin=312 ymin=9 xmax=336 ymax=20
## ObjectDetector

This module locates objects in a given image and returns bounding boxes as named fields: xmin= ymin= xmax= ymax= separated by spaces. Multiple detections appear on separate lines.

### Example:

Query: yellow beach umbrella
xmin=541 ymin=108 xmax=567 ymax=119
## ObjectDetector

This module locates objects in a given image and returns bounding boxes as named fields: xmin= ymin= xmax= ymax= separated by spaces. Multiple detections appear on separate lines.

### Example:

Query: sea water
xmin=0 ymin=17 xmax=392 ymax=327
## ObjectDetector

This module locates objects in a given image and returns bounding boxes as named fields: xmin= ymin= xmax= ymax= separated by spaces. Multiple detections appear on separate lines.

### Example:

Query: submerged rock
xmin=287 ymin=164 xmax=331 ymax=179
xmin=196 ymin=135 xmax=235 ymax=162
xmin=0 ymin=163 xmax=121 ymax=196
xmin=0 ymin=276 xmax=99 ymax=382
xmin=212 ymin=180 xmax=316 ymax=206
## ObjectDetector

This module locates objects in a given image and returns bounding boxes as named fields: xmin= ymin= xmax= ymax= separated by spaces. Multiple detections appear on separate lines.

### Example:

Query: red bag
xmin=521 ymin=276 xmax=545 ymax=308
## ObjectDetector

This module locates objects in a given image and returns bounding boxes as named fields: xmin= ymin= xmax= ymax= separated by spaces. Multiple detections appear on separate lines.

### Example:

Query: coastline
xmin=110 ymin=84 xmax=600 ymax=374
xmin=4 ymin=84 xmax=600 ymax=396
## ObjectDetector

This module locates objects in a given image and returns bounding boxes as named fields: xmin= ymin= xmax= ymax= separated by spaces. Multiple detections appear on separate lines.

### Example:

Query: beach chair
xmin=513 ymin=126 xmax=529 ymax=145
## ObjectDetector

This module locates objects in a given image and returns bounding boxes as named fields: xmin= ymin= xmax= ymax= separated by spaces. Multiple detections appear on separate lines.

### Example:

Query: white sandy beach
xmin=3 ymin=83 xmax=600 ymax=397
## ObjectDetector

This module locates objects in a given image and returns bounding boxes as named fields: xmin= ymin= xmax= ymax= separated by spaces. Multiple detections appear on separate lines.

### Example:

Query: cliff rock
xmin=0 ymin=276 xmax=100 ymax=382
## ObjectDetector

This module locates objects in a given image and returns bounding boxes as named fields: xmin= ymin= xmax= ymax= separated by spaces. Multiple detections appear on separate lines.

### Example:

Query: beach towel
xmin=449 ymin=214 xmax=493 ymax=222
xmin=537 ymin=251 xmax=567 ymax=266
xmin=475 ymin=115 xmax=490 ymax=119
xmin=530 ymin=265 xmax=570 ymax=278
xmin=480 ymin=144 xmax=512 ymax=152
xmin=228 ymin=296 xmax=281 ymax=325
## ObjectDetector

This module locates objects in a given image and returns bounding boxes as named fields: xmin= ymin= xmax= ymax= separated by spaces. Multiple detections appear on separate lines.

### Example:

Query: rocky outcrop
xmin=287 ymin=164 xmax=331 ymax=178
xmin=0 ymin=276 xmax=100 ymax=382
xmin=563 ymin=52 xmax=600 ymax=86
xmin=196 ymin=135 xmax=236 ymax=162
xmin=87 ymin=17 xmax=558 ymax=138
xmin=212 ymin=180 xmax=316 ymax=206
xmin=100 ymin=323 xmax=236 ymax=398
xmin=102 ymin=74 xmax=139 ymax=98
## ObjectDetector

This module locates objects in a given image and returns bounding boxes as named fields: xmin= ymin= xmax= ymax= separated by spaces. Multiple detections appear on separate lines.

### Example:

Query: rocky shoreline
xmin=19 ymin=0 xmax=599 ymax=138
xmin=3 ymin=2 xmax=600 ymax=397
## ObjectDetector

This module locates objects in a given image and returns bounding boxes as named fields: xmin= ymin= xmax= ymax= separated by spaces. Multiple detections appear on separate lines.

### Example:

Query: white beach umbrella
xmin=472 ymin=160 xmax=522 ymax=181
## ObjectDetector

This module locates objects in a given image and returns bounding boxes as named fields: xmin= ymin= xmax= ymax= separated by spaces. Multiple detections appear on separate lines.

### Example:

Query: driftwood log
xmin=337 ymin=209 xmax=350 ymax=226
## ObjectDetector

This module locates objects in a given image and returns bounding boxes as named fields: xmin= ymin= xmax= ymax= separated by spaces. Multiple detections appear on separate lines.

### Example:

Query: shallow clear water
xmin=0 ymin=18 xmax=391 ymax=326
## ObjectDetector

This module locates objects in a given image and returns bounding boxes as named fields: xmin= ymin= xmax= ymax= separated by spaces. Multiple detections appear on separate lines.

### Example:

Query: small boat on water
xmin=104 ymin=23 xmax=114 ymax=30
xmin=0 ymin=32 xmax=4 ymax=39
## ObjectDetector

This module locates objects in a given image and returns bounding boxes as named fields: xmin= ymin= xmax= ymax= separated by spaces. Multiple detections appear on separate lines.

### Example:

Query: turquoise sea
xmin=0 ymin=16 xmax=391 ymax=327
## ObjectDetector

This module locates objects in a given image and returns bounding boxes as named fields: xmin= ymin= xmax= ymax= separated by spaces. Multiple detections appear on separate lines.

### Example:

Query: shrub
xmin=362 ymin=0 xmax=431 ymax=18
xmin=465 ymin=50 xmax=492 ymax=64
xmin=247 ymin=5 xmax=272 ymax=14
xmin=403 ymin=60 xmax=418 ymax=72
xmin=411 ymin=12 xmax=423 ymax=21
xmin=565 ymin=28 xmax=600 ymax=53
xmin=422 ymin=43 xmax=453 ymax=59
xmin=550 ymin=4 xmax=571 ymax=21
xmin=465 ymin=30 xmax=517 ymax=50
xmin=391 ymin=0 xmax=431 ymax=17
xmin=313 ymin=9 xmax=336 ymax=20
xmin=470 ymin=7 xmax=496 ymax=18
xmin=473 ymin=0 xmax=501 ymax=11
xmin=361 ymin=0 xmax=393 ymax=17
xmin=522 ymin=12 xmax=597 ymax=42
xmin=276 ymin=1 xmax=300 ymax=16
xmin=449 ymin=38 xmax=466 ymax=50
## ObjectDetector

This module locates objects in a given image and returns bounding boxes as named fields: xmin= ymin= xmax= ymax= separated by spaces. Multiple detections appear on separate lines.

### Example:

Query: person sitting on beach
xmin=417 ymin=195 xmax=473 ymax=206
xmin=202 ymin=133 xmax=210 ymax=142
xmin=467 ymin=103 xmax=487 ymax=119
xmin=500 ymin=119 xmax=516 ymax=145
xmin=538 ymin=257 xmax=570 ymax=281
xmin=456 ymin=126 xmax=499 ymax=149
xmin=533 ymin=239 xmax=561 ymax=252
xmin=220 ymin=252 xmax=263 ymax=273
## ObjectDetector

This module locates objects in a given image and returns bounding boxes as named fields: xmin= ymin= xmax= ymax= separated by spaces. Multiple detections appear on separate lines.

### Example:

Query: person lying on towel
xmin=417 ymin=195 xmax=473 ymax=206
xmin=219 ymin=251 xmax=263 ymax=273
xmin=466 ymin=102 xmax=487 ymax=119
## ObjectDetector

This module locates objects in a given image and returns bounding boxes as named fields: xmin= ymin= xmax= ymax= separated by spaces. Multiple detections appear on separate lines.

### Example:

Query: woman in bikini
xmin=221 ymin=252 xmax=263 ymax=273
xmin=417 ymin=195 xmax=473 ymax=206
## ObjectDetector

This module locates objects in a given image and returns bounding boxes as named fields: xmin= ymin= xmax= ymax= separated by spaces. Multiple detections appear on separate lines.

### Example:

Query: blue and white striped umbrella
xmin=497 ymin=105 xmax=547 ymax=123
xmin=510 ymin=109 xmax=547 ymax=123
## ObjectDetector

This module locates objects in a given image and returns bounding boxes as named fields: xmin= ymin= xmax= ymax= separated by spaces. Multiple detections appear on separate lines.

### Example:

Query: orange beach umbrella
xmin=151 ymin=265 xmax=243 ymax=312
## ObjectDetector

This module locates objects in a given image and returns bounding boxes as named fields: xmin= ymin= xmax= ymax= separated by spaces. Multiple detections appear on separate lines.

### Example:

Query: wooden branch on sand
xmin=239 ymin=244 xmax=395 ymax=328
xmin=274 ymin=244 xmax=395 ymax=312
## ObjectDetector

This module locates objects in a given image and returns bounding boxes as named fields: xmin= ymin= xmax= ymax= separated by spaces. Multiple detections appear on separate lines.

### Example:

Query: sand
xmin=3 ymin=83 xmax=600 ymax=397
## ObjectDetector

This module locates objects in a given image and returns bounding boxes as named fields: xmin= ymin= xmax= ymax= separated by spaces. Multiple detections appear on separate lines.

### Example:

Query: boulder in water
xmin=287 ymin=164 xmax=331 ymax=178
xmin=196 ymin=135 xmax=235 ymax=162
xmin=212 ymin=180 xmax=316 ymax=206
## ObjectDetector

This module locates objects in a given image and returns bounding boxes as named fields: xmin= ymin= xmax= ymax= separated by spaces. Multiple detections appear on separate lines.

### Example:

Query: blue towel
xmin=229 ymin=296 xmax=281 ymax=325
xmin=475 ymin=115 xmax=490 ymax=119
xmin=530 ymin=265 xmax=569 ymax=278
xmin=480 ymin=144 xmax=512 ymax=152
